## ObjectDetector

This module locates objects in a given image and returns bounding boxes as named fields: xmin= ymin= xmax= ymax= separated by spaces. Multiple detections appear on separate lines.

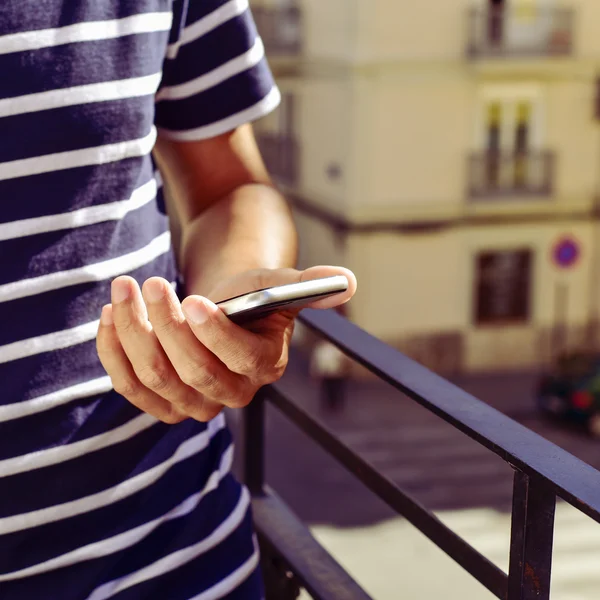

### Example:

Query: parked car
xmin=536 ymin=351 xmax=600 ymax=438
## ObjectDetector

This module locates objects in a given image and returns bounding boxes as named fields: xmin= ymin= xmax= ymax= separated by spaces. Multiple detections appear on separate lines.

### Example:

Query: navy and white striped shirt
xmin=0 ymin=1 xmax=279 ymax=598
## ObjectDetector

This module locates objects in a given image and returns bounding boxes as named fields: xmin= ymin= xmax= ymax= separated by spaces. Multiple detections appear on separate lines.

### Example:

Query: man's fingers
xmin=217 ymin=266 xmax=356 ymax=311
xmin=110 ymin=276 xmax=221 ymax=421
xmin=100 ymin=265 xmax=354 ymax=418
xmin=96 ymin=305 xmax=186 ymax=424
xmin=142 ymin=277 xmax=251 ymax=409
xmin=299 ymin=266 xmax=357 ymax=310
xmin=181 ymin=295 xmax=285 ymax=385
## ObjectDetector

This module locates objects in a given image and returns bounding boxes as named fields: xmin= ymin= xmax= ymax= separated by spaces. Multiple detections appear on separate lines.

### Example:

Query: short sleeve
xmin=155 ymin=0 xmax=281 ymax=141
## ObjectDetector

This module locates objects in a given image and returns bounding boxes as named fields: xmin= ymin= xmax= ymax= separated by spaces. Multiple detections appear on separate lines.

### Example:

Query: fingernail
xmin=144 ymin=279 xmax=165 ymax=303
xmin=100 ymin=305 xmax=113 ymax=326
xmin=183 ymin=298 xmax=210 ymax=325
xmin=112 ymin=279 xmax=130 ymax=304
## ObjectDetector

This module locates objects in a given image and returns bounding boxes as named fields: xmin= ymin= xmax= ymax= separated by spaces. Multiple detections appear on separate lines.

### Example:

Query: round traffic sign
xmin=552 ymin=237 xmax=580 ymax=269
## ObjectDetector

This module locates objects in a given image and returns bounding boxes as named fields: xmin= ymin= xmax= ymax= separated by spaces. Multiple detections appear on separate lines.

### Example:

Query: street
xmin=228 ymin=348 xmax=600 ymax=599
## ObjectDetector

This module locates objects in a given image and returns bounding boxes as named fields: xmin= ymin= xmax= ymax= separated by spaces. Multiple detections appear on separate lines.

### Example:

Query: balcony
xmin=466 ymin=6 xmax=574 ymax=58
xmin=252 ymin=5 xmax=303 ymax=56
xmin=242 ymin=309 xmax=600 ymax=599
xmin=256 ymin=133 xmax=300 ymax=187
xmin=468 ymin=151 xmax=554 ymax=200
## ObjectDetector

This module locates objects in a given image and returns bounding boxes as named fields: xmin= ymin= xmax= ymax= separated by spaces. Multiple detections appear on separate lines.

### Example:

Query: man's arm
xmin=97 ymin=125 xmax=355 ymax=424
xmin=153 ymin=124 xmax=298 ymax=298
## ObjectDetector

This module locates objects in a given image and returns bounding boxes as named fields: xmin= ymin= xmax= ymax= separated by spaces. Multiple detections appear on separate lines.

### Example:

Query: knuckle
xmin=158 ymin=408 xmax=186 ymax=425
xmin=197 ymin=398 xmax=224 ymax=422
xmin=136 ymin=363 xmax=171 ymax=393
xmin=96 ymin=332 xmax=115 ymax=358
xmin=237 ymin=347 xmax=267 ymax=376
xmin=113 ymin=377 xmax=140 ymax=399
xmin=244 ymin=352 xmax=286 ymax=385
xmin=228 ymin=390 xmax=255 ymax=409
xmin=250 ymin=363 xmax=285 ymax=388
xmin=150 ymin=312 xmax=179 ymax=336
xmin=268 ymin=363 xmax=286 ymax=383
xmin=115 ymin=317 xmax=138 ymax=336
xmin=180 ymin=365 xmax=222 ymax=394
xmin=176 ymin=393 xmax=219 ymax=422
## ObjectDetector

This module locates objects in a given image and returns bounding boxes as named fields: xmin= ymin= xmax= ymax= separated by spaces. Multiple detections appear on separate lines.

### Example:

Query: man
xmin=309 ymin=305 xmax=350 ymax=412
xmin=0 ymin=1 xmax=356 ymax=598
xmin=310 ymin=338 xmax=349 ymax=412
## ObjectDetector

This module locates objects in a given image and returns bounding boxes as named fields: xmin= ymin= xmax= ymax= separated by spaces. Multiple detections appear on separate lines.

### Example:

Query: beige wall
xmin=300 ymin=0 xmax=357 ymax=62
xmin=572 ymin=0 xmax=600 ymax=57
xmin=281 ymin=72 xmax=600 ymax=221
xmin=355 ymin=0 xmax=465 ymax=62
xmin=345 ymin=231 xmax=466 ymax=339
xmin=463 ymin=220 xmax=594 ymax=369
xmin=353 ymin=0 xmax=600 ymax=63
xmin=254 ymin=76 xmax=351 ymax=213
xmin=250 ymin=0 xmax=357 ymax=61
xmin=354 ymin=74 xmax=473 ymax=219
xmin=547 ymin=79 xmax=600 ymax=207
xmin=253 ymin=0 xmax=600 ymax=62
xmin=297 ymin=77 xmax=352 ymax=210
xmin=255 ymin=0 xmax=600 ymax=373
xmin=256 ymin=0 xmax=600 ymax=223
xmin=292 ymin=217 xmax=595 ymax=371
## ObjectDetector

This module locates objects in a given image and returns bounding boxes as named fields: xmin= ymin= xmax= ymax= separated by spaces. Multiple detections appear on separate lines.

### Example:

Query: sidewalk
xmin=230 ymin=346 xmax=600 ymax=599
xmin=306 ymin=502 xmax=600 ymax=600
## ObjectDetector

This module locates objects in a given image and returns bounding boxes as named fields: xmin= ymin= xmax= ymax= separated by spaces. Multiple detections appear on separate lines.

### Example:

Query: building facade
xmin=252 ymin=0 xmax=600 ymax=374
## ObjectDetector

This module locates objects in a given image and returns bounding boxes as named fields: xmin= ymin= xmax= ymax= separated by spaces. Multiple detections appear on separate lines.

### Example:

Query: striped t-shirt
xmin=0 ymin=1 xmax=280 ymax=598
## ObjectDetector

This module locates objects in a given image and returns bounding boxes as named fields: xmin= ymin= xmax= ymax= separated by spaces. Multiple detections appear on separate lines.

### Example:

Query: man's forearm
xmin=179 ymin=183 xmax=298 ymax=297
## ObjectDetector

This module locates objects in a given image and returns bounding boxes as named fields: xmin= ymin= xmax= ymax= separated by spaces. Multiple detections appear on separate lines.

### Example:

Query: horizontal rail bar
xmin=263 ymin=382 xmax=508 ymax=599
xmin=298 ymin=309 xmax=600 ymax=523
xmin=253 ymin=488 xmax=373 ymax=600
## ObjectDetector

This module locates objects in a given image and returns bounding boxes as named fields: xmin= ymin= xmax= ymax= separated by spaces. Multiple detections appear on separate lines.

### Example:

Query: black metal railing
xmin=468 ymin=151 xmax=554 ymax=199
xmin=256 ymin=133 xmax=300 ymax=187
xmin=242 ymin=309 xmax=600 ymax=600
xmin=467 ymin=6 xmax=574 ymax=58
xmin=253 ymin=5 xmax=303 ymax=56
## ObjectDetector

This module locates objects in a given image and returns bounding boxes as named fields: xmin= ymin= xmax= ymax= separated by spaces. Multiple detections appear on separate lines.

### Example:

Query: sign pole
xmin=551 ymin=281 xmax=568 ymax=363
xmin=549 ymin=236 xmax=581 ymax=364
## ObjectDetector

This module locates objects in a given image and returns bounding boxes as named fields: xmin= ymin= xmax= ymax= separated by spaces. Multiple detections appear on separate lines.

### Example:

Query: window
xmin=477 ymin=88 xmax=542 ymax=153
xmin=474 ymin=249 xmax=533 ymax=325
xmin=470 ymin=86 xmax=549 ymax=198
xmin=514 ymin=102 xmax=531 ymax=187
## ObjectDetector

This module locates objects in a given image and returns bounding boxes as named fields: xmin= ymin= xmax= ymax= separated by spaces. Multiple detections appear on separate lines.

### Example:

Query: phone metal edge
xmin=217 ymin=275 xmax=348 ymax=316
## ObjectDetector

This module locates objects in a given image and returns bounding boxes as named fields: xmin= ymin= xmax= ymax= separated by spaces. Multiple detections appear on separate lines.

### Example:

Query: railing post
xmin=508 ymin=471 xmax=556 ymax=600
xmin=243 ymin=389 xmax=266 ymax=497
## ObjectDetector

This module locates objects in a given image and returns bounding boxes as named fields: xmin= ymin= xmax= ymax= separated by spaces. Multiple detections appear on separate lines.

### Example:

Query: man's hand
xmin=96 ymin=266 xmax=357 ymax=424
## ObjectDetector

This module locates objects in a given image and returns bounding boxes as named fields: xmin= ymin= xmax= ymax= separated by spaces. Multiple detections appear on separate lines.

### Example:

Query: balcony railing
xmin=253 ymin=5 xmax=303 ymax=56
xmin=243 ymin=309 xmax=600 ymax=599
xmin=467 ymin=6 xmax=574 ymax=58
xmin=468 ymin=151 xmax=554 ymax=200
xmin=256 ymin=133 xmax=299 ymax=187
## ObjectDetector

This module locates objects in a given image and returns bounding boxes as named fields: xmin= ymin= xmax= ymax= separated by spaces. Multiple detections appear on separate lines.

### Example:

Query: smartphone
xmin=216 ymin=275 xmax=348 ymax=325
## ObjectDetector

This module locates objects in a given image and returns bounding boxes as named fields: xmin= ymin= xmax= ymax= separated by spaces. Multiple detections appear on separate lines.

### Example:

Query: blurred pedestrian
xmin=310 ymin=338 xmax=350 ymax=412
xmin=310 ymin=306 xmax=351 ymax=411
